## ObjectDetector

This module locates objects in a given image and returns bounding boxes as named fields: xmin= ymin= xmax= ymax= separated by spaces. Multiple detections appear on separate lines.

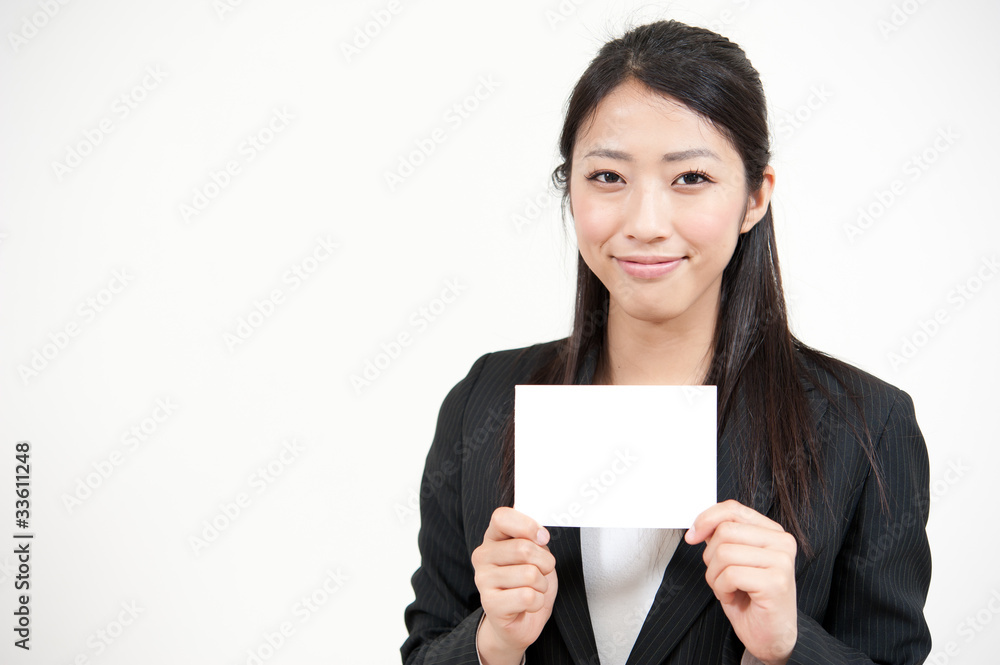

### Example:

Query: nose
xmin=621 ymin=183 xmax=672 ymax=242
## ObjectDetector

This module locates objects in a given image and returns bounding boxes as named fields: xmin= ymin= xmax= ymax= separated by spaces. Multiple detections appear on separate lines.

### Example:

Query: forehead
xmin=573 ymin=79 xmax=739 ymax=161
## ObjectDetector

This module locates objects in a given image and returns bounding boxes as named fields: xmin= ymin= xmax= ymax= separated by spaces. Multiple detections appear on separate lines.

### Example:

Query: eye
xmin=586 ymin=170 xmax=624 ymax=185
xmin=674 ymin=169 xmax=711 ymax=186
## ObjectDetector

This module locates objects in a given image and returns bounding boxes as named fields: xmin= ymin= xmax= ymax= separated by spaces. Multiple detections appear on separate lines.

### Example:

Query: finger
xmin=485 ymin=539 xmax=556 ymax=573
xmin=484 ymin=506 xmax=549 ymax=545
xmin=472 ymin=537 xmax=556 ymax=575
xmin=703 ymin=543 xmax=793 ymax=590
xmin=710 ymin=565 xmax=795 ymax=604
xmin=476 ymin=562 xmax=550 ymax=595
xmin=483 ymin=586 xmax=548 ymax=620
xmin=685 ymin=499 xmax=783 ymax=544
xmin=702 ymin=522 xmax=797 ymax=563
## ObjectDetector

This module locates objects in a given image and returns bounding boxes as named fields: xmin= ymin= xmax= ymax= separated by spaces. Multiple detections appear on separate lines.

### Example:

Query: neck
xmin=594 ymin=296 xmax=718 ymax=386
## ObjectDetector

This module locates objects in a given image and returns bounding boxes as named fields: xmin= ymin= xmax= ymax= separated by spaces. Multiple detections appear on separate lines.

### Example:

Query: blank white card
xmin=514 ymin=385 xmax=716 ymax=529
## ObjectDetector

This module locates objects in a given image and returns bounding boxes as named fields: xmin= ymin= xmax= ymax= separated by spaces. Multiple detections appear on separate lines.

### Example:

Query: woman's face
xmin=570 ymin=78 xmax=774 ymax=330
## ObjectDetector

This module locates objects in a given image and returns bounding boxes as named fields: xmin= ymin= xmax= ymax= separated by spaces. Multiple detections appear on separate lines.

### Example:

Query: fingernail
xmin=536 ymin=528 xmax=549 ymax=545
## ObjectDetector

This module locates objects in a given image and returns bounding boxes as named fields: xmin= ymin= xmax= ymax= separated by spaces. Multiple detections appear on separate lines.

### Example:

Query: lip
xmin=614 ymin=255 xmax=685 ymax=278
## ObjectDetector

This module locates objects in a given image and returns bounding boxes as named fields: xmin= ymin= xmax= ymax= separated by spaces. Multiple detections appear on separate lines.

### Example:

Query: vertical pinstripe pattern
xmin=401 ymin=339 xmax=931 ymax=665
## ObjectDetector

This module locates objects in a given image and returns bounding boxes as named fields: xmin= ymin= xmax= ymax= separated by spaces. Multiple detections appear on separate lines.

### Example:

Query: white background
xmin=1 ymin=0 xmax=997 ymax=663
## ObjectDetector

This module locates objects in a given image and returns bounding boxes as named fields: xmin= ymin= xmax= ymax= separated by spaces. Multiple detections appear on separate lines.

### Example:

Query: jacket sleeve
xmin=401 ymin=353 xmax=492 ymax=665
xmin=787 ymin=388 xmax=932 ymax=664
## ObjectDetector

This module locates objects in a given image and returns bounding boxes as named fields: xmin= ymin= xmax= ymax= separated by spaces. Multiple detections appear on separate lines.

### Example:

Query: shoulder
xmin=436 ymin=337 xmax=566 ymax=421
xmin=455 ymin=337 xmax=565 ymax=390
xmin=793 ymin=344 xmax=920 ymax=438
xmin=472 ymin=337 xmax=565 ymax=385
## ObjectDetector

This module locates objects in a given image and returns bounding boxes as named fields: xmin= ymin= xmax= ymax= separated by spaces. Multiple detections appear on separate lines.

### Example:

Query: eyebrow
xmin=582 ymin=147 xmax=721 ymax=162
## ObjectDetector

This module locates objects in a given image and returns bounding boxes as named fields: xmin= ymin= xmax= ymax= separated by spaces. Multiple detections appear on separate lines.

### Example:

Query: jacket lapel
xmin=624 ymin=374 xmax=830 ymax=663
xmin=623 ymin=388 xmax=753 ymax=664
xmin=541 ymin=345 xmax=603 ymax=665
xmin=547 ymin=345 xmax=831 ymax=664
xmin=548 ymin=526 xmax=602 ymax=664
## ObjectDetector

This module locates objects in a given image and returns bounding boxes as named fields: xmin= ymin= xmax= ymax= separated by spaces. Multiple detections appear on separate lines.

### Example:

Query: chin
xmin=613 ymin=298 xmax=687 ymax=324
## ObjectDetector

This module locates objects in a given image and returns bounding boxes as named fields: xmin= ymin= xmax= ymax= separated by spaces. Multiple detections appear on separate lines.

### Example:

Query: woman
xmin=401 ymin=19 xmax=931 ymax=665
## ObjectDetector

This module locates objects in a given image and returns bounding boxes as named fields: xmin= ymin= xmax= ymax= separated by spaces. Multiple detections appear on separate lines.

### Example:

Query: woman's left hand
xmin=684 ymin=499 xmax=798 ymax=665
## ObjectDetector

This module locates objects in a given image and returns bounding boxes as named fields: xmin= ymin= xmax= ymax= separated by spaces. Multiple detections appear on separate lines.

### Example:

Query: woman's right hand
xmin=471 ymin=507 xmax=558 ymax=665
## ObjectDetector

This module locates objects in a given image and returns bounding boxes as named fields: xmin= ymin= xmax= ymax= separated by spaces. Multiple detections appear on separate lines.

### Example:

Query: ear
xmin=740 ymin=165 xmax=775 ymax=234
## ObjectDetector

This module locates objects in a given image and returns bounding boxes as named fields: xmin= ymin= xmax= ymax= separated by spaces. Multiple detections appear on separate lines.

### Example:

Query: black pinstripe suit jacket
xmin=401 ymin=339 xmax=932 ymax=664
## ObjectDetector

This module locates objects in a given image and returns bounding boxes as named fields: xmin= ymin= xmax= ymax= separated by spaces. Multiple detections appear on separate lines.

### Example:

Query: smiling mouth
xmin=614 ymin=256 xmax=685 ymax=278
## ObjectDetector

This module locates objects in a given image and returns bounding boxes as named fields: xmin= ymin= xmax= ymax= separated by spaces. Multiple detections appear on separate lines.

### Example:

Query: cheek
xmin=675 ymin=197 xmax=743 ymax=253
xmin=570 ymin=189 xmax=616 ymax=246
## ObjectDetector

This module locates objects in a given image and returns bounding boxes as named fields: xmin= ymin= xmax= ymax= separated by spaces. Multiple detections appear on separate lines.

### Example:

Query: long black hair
xmin=498 ymin=19 xmax=884 ymax=557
